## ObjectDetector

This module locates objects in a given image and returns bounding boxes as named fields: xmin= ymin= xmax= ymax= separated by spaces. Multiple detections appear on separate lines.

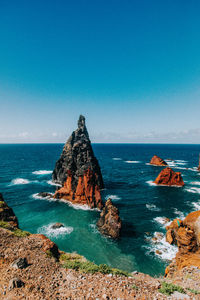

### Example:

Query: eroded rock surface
xmin=53 ymin=115 xmax=104 ymax=209
xmin=150 ymin=155 xmax=168 ymax=166
xmin=154 ymin=167 xmax=184 ymax=186
xmin=97 ymin=199 xmax=122 ymax=239
xmin=165 ymin=211 xmax=200 ymax=277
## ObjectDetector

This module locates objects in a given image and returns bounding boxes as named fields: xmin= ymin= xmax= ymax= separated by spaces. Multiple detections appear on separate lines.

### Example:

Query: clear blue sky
xmin=0 ymin=0 xmax=200 ymax=143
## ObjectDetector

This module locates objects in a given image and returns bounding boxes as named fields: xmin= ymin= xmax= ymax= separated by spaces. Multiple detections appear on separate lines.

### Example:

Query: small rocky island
xmin=53 ymin=115 xmax=104 ymax=209
xmin=97 ymin=199 xmax=122 ymax=239
xmin=154 ymin=167 xmax=184 ymax=186
xmin=150 ymin=155 xmax=168 ymax=166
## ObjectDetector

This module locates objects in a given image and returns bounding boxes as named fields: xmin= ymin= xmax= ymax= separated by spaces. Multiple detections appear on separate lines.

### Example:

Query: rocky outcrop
xmin=53 ymin=115 xmax=104 ymax=209
xmin=154 ymin=167 xmax=184 ymax=186
xmin=0 ymin=193 xmax=18 ymax=228
xmin=150 ymin=155 xmax=168 ymax=166
xmin=165 ymin=211 xmax=200 ymax=277
xmin=97 ymin=199 xmax=122 ymax=239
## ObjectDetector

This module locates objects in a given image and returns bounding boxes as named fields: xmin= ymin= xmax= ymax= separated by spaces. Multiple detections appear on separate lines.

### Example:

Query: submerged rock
xmin=53 ymin=115 xmax=104 ymax=209
xmin=149 ymin=155 xmax=168 ymax=166
xmin=0 ymin=193 xmax=18 ymax=228
xmin=37 ymin=192 xmax=53 ymax=198
xmin=51 ymin=223 xmax=64 ymax=229
xmin=154 ymin=167 xmax=184 ymax=187
xmin=97 ymin=199 xmax=122 ymax=239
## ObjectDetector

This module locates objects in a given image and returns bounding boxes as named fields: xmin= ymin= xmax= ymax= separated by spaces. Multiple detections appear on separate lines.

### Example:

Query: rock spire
xmin=53 ymin=115 xmax=104 ymax=209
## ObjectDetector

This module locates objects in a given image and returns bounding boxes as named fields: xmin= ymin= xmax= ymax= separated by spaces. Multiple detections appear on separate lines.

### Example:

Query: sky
xmin=0 ymin=0 xmax=200 ymax=143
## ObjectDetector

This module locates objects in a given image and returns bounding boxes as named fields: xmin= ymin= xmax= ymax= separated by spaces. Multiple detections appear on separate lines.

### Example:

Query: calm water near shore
xmin=1 ymin=143 xmax=200 ymax=276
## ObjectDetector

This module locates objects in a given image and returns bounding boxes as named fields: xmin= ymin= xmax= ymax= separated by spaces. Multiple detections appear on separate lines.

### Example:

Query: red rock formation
xmin=150 ymin=155 xmax=168 ymax=166
xmin=54 ymin=169 xmax=103 ymax=209
xmin=165 ymin=211 xmax=200 ymax=277
xmin=154 ymin=167 xmax=184 ymax=186
xmin=53 ymin=116 xmax=104 ymax=209
xmin=97 ymin=199 xmax=122 ymax=239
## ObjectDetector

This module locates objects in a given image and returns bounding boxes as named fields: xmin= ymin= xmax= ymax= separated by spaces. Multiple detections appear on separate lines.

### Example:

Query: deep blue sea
xmin=1 ymin=143 xmax=200 ymax=276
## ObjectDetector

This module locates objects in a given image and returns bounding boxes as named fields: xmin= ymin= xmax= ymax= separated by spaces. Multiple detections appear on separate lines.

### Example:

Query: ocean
xmin=1 ymin=143 xmax=200 ymax=276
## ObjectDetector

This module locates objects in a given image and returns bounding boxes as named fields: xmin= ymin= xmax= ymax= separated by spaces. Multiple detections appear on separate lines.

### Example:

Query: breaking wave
xmin=10 ymin=178 xmax=31 ymax=185
xmin=125 ymin=160 xmax=141 ymax=164
xmin=146 ymin=204 xmax=161 ymax=212
xmin=32 ymin=170 xmax=53 ymax=175
xmin=38 ymin=223 xmax=73 ymax=237
xmin=105 ymin=194 xmax=121 ymax=201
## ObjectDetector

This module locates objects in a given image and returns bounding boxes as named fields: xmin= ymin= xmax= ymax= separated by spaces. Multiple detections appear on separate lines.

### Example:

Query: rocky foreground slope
xmin=1 ymin=193 xmax=200 ymax=299
xmin=53 ymin=115 xmax=104 ymax=209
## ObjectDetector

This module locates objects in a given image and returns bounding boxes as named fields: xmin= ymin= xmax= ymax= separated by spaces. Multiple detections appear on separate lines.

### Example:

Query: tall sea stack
xmin=53 ymin=115 xmax=104 ymax=209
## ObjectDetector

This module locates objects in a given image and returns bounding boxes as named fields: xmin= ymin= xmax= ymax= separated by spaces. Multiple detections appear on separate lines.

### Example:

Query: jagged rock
xmin=53 ymin=115 xmax=104 ymax=209
xmin=51 ymin=223 xmax=64 ymax=229
xmin=154 ymin=167 xmax=184 ymax=186
xmin=97 ymin=199 xmax=121 ymax=239
xmin=149 ymin=155 xmax=168 ymax=166
xmin=0 ymin=193 xmax=18 ymax=228
xmin=8 ymin=277 xmax=24 ymax=290
xmin=37 ymin=192 xmax=53 ymax=198
xmin=12 ymin=257 xmax=28 ymax=269
xmin=165 ymin=211 xmax=200 ymax=277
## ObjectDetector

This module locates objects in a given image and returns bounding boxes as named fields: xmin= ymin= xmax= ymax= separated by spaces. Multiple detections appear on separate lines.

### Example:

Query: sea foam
xmin=112 ymin=158 xmax=122 ymax=160
xmin=145 ymin=232 xmax=178 ymax=261
xmin=32 ymin=170 xmax=52 ymax=175
xmin=146 ymin=204 xmax=161 ymax=212
xmin=38 ymin=223 xmax=73 ymax=237
xmin=47 ymin=180 xmax=62 ymax=187
xmin=105 ymin=194 xmax=121 ymax=201
xmin=10 ymin=178 xmax=30 ymax=185
xmin=125 ymin=160 xmax=140 ymax=164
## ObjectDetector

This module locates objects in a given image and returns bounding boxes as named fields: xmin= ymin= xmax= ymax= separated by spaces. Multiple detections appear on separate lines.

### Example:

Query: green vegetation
xmin=132 ymin=284 xmax=138 ymax=290
xmin=0 ymin=221 xmax=30 ymax=237
xmin=60 ymin=252 xmax=130 ymax=276
xmin=187 ymin=288 xmax=200 ymax=295
xmin=0 ymin=201 xmax=5 ymax=208
xmin=46 ymin=249 xmax=54 ymax=258
xmin=159 ymin=282 xmax=186 ymax=296
xmin=12 ymin=228 xmax=30 ymax=237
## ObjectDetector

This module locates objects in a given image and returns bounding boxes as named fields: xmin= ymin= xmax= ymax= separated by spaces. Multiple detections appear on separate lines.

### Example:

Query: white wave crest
xmin=10 ymin=178 xmax=30 ymax=185
xmin=112 ymin=158 xmax=122 ymax=160
xmin=105 ymin=194 xmax=121 ymax=201
xmin=145 ymin=232 xmax=178 ymax=261
xmin=192 ymin=201 xmax=200 ymax=210
xmin=153 ymin=216 xmax=171 ymax=227
xmin=173 ymin=208 xmax=185 ymax=219
xmin=190 ymin=181 xmax=200 ymax=186
xmin=38 ymin=223 xmax=73 ymax=237
xmin=32 ymin=170 xmax=52 ymax=175
xmin=32 ymin=193 xmax=54 ymax=200
xmin=185 ymin=187 xmax=200 ymax=194
xmin=146 ymin=204 xmax=161 ymax=212
xmin=125 ymin=160 xmax=140 ymax=164
xmin=146 ymin=180 xmax=156 ymax=186
xmin=47 ymin=180 xmax=62 ymax=187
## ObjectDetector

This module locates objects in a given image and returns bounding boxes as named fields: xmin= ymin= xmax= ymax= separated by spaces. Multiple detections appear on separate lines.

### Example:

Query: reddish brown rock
xmin=154 ymin=167 xmax=184 ymax=186
xmin=0 ymin=193 xmax=18 ymax=228
xmin=97 ymin=199 xmax=122 ymax=239
xmin=165 ymin=211 xmax=200 ymax=277
xmin=34 ymin=234 xmax=60 ymax=259
xmin=149 ymin=155 xmax=168 ymax=166
xmin=53 ymin=116 xmax=104 ymax=209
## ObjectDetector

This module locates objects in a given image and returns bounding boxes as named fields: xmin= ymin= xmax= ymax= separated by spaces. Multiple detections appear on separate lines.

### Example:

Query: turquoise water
xmin=1 ymin=143 xmax=200 ymax=276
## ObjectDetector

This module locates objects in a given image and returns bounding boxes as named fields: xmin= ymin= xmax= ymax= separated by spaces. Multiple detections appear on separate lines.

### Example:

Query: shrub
xmin=159 ymin=282 xmax=185 ymax=296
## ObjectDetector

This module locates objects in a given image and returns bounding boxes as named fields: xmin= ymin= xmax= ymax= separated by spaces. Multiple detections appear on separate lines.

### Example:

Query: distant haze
xmin=0 ymin=1 xmax=200 ymax=144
